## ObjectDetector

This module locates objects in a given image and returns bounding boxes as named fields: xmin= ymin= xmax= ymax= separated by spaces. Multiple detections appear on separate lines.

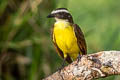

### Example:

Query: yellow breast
xmin=53 ymin=21 xmax=80 ymax=60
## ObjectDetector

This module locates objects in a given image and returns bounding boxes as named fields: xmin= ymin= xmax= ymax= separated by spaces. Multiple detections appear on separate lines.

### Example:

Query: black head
xmin=47 ymin=8 xmax=73 ymax=23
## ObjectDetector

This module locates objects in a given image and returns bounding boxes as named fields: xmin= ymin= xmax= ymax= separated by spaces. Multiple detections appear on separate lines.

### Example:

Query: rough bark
xmin=43 ymin=51 xmax=120 ymax=80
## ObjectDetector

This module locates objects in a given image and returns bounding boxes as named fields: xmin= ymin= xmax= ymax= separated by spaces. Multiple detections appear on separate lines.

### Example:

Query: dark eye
xmin=68 ymin=15 xmax=71 ymax=17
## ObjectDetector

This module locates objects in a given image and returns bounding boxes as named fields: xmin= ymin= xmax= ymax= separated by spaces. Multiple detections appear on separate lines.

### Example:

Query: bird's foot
xmin=77 ymin=53 xmax=82 ymax=63
xmin=57 ymin=58 xmax=66 ymax=72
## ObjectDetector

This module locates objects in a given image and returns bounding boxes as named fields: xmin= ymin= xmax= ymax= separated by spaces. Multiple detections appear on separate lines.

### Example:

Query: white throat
xmin=54 ymin=18 xmax=70 ymax=28
xmin=55 ymin=18 xmax=68 ymax=22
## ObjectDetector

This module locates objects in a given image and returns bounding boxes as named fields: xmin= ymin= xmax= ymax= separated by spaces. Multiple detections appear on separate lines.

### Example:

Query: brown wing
xmin=51 ymin=25 xmax=72 ymax=64
xmin=73 ymin=24 xmax=87 ymax=55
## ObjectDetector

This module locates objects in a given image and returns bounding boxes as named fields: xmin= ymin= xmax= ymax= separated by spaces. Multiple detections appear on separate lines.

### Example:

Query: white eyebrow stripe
xmin=51 ymin=10 xmax=69 ymax=14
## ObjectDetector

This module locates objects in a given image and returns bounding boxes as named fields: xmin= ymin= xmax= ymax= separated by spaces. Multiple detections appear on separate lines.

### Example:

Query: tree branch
xmin=43 ymin=51 xmax=120 ymax=80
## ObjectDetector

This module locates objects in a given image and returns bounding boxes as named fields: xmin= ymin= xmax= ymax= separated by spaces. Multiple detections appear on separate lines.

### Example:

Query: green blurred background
xmin=0 ymin=0 xmax=120 ymax=80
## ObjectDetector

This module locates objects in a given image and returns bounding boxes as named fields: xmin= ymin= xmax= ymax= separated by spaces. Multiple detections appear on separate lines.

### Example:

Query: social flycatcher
xmin=47 ymin=8 xmax=87 ymax=64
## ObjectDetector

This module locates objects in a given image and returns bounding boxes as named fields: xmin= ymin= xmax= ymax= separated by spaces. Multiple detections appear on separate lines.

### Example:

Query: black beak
xmin=47 ymin=14 xmax=54 ymax=18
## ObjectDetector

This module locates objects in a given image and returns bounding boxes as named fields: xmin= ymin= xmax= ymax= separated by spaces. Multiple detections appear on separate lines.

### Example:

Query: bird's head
xmin=47 ymin=8 xmax=73 ymax=23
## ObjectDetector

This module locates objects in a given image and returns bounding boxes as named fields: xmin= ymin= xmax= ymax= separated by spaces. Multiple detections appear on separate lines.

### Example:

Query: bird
xmin=47 ymin=8 xmax=87 ymax=65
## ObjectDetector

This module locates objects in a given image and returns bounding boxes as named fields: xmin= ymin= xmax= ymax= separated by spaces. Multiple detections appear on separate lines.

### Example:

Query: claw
xmin=57 ymin=58 xmax=66 ymax=72
xmin=77 ymin=53 xmax=82 ymax=63
xmin=57 ymin=58 xmax=66 ymax=80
